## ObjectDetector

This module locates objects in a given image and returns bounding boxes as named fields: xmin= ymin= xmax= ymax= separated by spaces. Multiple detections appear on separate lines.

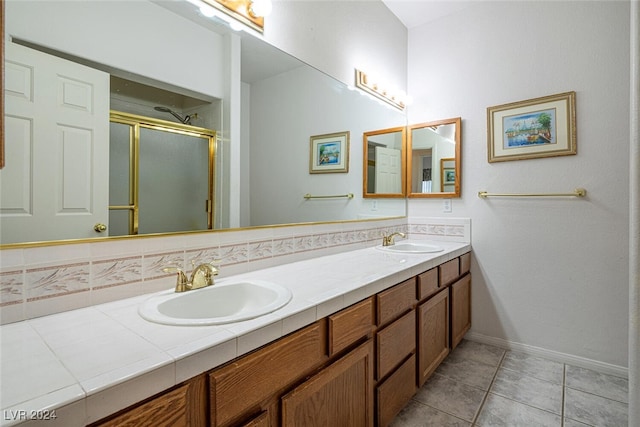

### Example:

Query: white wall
xmin=5 ymin=0 xmax=225 ymax=99
xmin=248 ymin=65 xmax=406 ymax=225
xmin=408 ymin=1 xmax=630 ymax=368
xmin=264 ymin=0 xmax=407 ymax=91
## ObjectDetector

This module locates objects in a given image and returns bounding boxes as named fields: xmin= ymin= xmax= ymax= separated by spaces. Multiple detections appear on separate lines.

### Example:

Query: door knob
xmin=94 ymin=223 xmax=107 ymax=233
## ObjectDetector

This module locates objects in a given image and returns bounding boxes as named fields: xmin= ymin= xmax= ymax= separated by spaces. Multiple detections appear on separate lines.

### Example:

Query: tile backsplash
xmin=0 ymin=217 xmax=470 ymax=324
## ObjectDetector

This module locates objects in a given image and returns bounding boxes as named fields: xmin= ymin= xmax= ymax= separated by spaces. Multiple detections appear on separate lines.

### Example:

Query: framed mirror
xmin=0 ymin=0 xmax=407 ymax=247
xmin=406 ymin=117 xmax=461 ymax=198
xmin=363 ymin=126 xmax=407 ymax=198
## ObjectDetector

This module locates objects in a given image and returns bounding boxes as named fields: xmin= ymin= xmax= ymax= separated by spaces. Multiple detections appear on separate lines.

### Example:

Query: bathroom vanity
xmin=89 ymin=251 xmax=471 ymax=427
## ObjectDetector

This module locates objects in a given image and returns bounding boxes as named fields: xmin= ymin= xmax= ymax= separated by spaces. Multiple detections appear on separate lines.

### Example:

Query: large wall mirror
xmin=363 ymin=126 xmax=407 ymax=198
xmin=406 ymin=117 xmax=461 ymax=198
xmin=0 ymin=0 xmax=407 ymax=246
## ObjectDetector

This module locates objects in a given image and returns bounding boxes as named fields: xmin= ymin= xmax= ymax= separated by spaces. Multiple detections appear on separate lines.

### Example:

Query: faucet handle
xmin=163 ymin=266 xmax=189 ymax=292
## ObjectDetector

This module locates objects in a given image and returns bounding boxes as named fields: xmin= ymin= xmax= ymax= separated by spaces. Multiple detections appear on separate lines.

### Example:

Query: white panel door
xmin=374 ymin=147 xmax=402 ymax=193
xmin=1 ymin=43 xmax=110 ymax=244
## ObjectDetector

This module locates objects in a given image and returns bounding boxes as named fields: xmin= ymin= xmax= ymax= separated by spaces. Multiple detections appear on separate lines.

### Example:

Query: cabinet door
xmin=417 ymin=288 xmax=449 ymax=387
xmin=281 ymin=340 xmax=374 ymax=427
xmin=239 ymin=410 xmax=270 ymax=427
xmin=451 ymin=273 xmax=471 ymax=349
xmin=94 ymin=376 xmax=206 ymax=427
xmin=376 ymin=354 xmax=416 ymax=427
xmin=209 ymin=321 xmax=327 ymax=427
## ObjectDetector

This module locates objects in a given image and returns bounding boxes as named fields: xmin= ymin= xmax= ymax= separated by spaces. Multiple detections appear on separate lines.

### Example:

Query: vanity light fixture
xmin=355 ymin=69 xmax=406 ymax=111
xmin=199 ymin=0 xmax=271 ymax=33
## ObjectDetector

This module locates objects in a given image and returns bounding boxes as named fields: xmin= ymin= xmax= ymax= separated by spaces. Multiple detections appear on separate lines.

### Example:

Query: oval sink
xmin=139 ymin=280 xmax=292 ymax=326
xmin=376 ymin=242 xmax=444 ymax=254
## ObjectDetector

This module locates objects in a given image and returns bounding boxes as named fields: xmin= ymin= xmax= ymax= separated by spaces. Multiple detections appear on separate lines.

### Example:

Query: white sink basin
xmin=139 ymin=280 xmax=292 ymax=326
xmin=376 ymin=241 xmax=444 ymax=254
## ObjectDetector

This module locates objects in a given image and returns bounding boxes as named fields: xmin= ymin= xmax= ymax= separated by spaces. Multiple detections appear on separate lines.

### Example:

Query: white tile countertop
xmin=0 ymin=241 xmax=470 ymax=426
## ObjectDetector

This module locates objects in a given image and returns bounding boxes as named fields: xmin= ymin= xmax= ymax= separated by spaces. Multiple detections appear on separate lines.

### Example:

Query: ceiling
xmin=381 ymin=0 xmax=473 ymax=29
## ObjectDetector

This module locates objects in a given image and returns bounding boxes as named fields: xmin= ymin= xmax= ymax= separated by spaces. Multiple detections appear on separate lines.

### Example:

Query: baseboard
xmin=465 ymin=332 xmax=629 ymax=379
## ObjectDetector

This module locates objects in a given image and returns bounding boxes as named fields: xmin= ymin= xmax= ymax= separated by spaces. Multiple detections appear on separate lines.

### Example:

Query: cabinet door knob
xmin=94 ymin=223 xmax=107 ymax=233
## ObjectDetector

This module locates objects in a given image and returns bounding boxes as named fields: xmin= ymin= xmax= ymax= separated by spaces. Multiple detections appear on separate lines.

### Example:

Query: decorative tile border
xmin=0 ymin=217 xmax=469 ymax=324
xmin=0 ymin=270 xmax=23 ymax=306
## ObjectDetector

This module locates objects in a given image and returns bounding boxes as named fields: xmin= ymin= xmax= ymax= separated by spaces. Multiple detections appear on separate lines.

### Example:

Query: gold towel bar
xmin=478 ymin=188 xmax=587 ymax=199
xmin=304 ymin=193 xmax=354 ymax=200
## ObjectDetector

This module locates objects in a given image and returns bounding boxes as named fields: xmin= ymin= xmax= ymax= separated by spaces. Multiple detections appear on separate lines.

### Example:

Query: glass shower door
xmin=109 ymin=112 xmax=215 ymax=236
xmin=138 ymin=127 xmax=210 ymax=234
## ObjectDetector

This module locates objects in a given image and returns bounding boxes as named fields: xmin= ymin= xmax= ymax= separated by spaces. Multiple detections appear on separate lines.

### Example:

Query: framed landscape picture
xmin=487 ymin=91 xmax=576 ymax=163
xmin=309 ymin=131 xmax=350 ymax=173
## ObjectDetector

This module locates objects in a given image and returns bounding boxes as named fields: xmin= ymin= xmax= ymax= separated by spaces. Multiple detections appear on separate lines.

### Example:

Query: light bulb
xmin=250 ymin=0 xmax=272 ymax=17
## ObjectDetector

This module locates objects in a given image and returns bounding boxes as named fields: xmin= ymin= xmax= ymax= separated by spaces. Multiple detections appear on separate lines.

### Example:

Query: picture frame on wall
xmin=440 ymin=158 xmax=456 ymax=192
xmin=309 ymin=131 xmax=350 ymax=173
xmin=487 ymin=91 xmax=576 ymax=163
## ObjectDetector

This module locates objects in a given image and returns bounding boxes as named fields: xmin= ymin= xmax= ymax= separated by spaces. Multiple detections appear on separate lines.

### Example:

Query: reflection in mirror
xmin=0 ymin=0 xmax=407 ymax=247
xmin=407 ymin=118 xmax=461 ymax=198
xmin=109 ymin=112 xmax=216 ymax=236
xmin=363 ymin=126 xmax=406 ymax=198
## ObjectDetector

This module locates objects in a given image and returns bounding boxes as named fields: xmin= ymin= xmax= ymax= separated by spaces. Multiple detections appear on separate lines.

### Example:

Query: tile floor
xmin=391 ymin=340 xmax=629 ymax=427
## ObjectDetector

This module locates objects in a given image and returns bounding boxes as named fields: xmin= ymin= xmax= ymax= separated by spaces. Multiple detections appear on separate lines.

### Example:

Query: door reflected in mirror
xmin=407 ymin=118 xmax=461 ymax=198
xmin=362 ymin=126 xmax=406 ymax=198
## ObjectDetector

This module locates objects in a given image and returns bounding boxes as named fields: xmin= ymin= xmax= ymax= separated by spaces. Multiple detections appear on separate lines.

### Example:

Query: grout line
xmin=561 ymin=363 xmax=566 ymax=427
xmin=470 ymin=349 xmax=507 ymax=426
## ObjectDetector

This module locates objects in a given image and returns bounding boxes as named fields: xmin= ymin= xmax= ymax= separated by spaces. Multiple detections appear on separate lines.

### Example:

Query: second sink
xmin=139 ymin=279 xmax=292 ymax=326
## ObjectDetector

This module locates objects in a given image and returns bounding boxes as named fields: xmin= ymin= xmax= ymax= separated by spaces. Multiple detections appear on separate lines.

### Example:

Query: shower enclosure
xmin=109 ymin=111 xmax=216 ymax=236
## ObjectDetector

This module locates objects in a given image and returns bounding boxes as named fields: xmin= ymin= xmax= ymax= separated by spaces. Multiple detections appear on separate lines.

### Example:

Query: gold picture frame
xmin=487 ymin=91 xmax=576 ymax=163
xmin=309 ymin=131 xmax=350 ymax=174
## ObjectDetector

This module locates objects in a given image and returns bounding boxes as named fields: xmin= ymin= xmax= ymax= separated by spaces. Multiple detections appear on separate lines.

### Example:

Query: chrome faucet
xmin=163 ymin=262 xmax=219 ymax=293
xmin=382 ymin=232 xmax=406 ymax=246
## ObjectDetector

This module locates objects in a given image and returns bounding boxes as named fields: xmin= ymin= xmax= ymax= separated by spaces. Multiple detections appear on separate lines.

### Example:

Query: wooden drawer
xmin=376 ymin=354 xmax=416 ymax=427
xmin=417 ymin=268 xmax=439 ymax=301
xmin=95 ymin=376 xmax=207 ymax=427
xmin=209 ymin=321 xmax=327 ymax=427
xmin=439 ymin=258 xmax=460 ymax=287
xmin=329 ymin=297 xmax=375 ymax=356
xmin=376 ymin=310 xmax=416 ymax=380
xmin=376 ymin=277 xmax=416 ymax=327
xmin=460 ymin=252 xmax=471 ymax=274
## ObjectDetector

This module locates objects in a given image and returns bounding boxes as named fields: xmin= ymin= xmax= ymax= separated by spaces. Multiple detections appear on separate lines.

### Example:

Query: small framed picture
xmin=440 ymin=157 xmax=456 ymax=192
xmin=309 ymin=131 xmax=350 ymax=174
xmin=487 ymin=91 xmax=576 ymax=162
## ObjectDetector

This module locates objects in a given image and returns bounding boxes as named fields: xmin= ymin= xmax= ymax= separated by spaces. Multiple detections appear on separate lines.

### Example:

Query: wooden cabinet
xmin=376 ymin=277 xmax=416 ymax=327
xmin=328 ymin=297 xmax=375 ymax=356
xmin=417 ymin=268 xmax=439 ymax=301
xmin=439 ymin=258 xmax=460 ymax=287
xmin=92 ymin=376 xmax=207 ymax=427
xmin=376 ymin=310 xmax=415 ymax=380
xmin=460 ymin=252 xmax=471 ymax=275
xmin=281 ymin=340 xmax=374 ymax=427
xmin=239 ymin=411 xmax=270 ymax=427
xmin=376 ymin=355 xmax=416 ymax=427
xmin=451 ymin=273 xmax=471 ymax=350
xmin=93 ymin=251 xmax=471 ymax=427
xmin=374 ymin=279 xmax=418 ymax=426
xmin=209 ymin=321 xmax=327 ymax=427
xmin=417 ymin=288 xmax=449 ymax=386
